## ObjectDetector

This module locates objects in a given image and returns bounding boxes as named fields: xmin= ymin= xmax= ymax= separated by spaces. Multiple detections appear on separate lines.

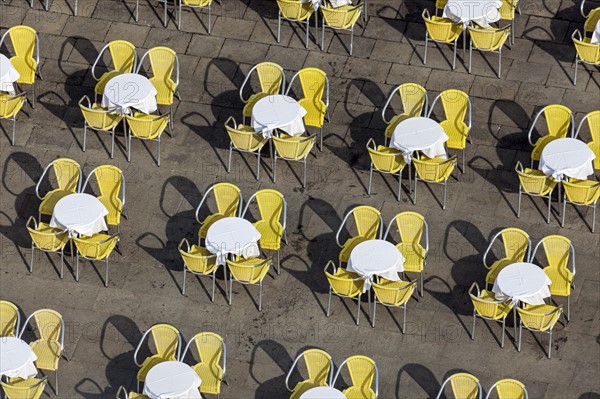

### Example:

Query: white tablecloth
xmin=539 ymin=138 xmax=595 ymax=181
xmin=143 ymin=361 xmax=202 ymax=399
xmin=205 ymin=217 xmax=261 ymax=266
xmin=443 ymin=0 xmax=502 ymax=27
xmin=101 ymin=73 xmax=158 ymax=115
xmin=347 ymin=239 xmax=405 ymax=289
xmin=0 ymin=54 xmax=20 ymax=94
xmin=591 ymin=20 xmax=600 ymax=44
xmin=391 ymin=117 xmax=448 ymax=163
xmin=300 ymin=387 xmax=347 ymax=399
xmin=251 ymin=95 xmax=307 ymax=138
xmin=50 ymin=193 xmax=109 ymax=237
xmin=0 ymin=337 xmax=38 ymax=379
xmin=492 ymin=262 xmax=551 ymax=305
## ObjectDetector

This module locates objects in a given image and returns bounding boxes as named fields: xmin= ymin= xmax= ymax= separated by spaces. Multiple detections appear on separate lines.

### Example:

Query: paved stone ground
xmin=1 ymin=0 xmax=599 ymax=397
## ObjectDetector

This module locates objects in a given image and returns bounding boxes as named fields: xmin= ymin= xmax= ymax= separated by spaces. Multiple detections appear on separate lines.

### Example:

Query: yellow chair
xmin=226 ymin=257 xmax=272 ymax=311
xmin=366 ymin=138 xmax=408 ymax=201
xmin=384 ymin=212 xmax=429 ymax=296
xmin=517 ymin=304 xmax=562 ymax=358
xmin=561 ymin=179 xmax=600 ymax=231
xmin=137 ymin=47 xmax=179 ymax=133
xmin=581 ymin=1 xmax=600 ymax=39
xmin=485 ymin=379 xmax=528 ymax=399
xmin=224 ymin=116 xmax=269 ymax=180
xmin=285 ymin=349 xmax=333 ymax=398
xmin=335 ymin=205 xmax=382 ymax=265
xmin=182 ymin=332 xmax=227 ymax=397
xmin=78 ymin=95 xmax=123 ymax=158
xmin=381 ymin=83 xmax=428 ymax=145
xmin=72 ymin=233 xmax=119 ymax=287
xmin=467 ymin=26 xmax=511 ymax=77
xmin=324 ymin=260 xmax=366 ymax=325
xmin=82 ymin=165 xmax=126 ymax=234
xmin=134 ymin=324 xmax=182 ymax=390
xmin=286 ymin=67 xmax=329 ymax=150
xmin=195 ymin=182 xmax=242 ymax=241
xmin=0 ymin=26 xmax=41 ymax=108
xmin=0 ymin=93 xmax=27 ymax=145
xmin=515 ymin=161 xmax=557 ymax=223
xmin=272 ymin=134 xmax=317 ymax=188
xmin=1 ymin=377 xmax=47 ymax=399
xmin=179 ymin=238 xmax=219 ymax=300
xmin=0 ymin=300 xmax=20 ymax=337
xmin=20 ymin=309 xmax=66 ymax=395
xmin=428 ymin=89 xmax=472 ymax=172
xmin=242 ymin=189 xmax=287 ymax=274
xmin=575 ymin=110 xmax=600 ymax=142
xmin=527 ymin=104 xmax=574 ymax=164
xmin=372 ymin=278 xmax=416 ymax=332
xmin=436 ymin=373 xmax=482 ymax=399
xmin=422 ymin=9 xmax=463 ymax=70
xmin=412 ymin=155 xmax=457 ymax=209
xmin=332 ymin=355 xmax=378 ymax=399
xmin=435 ymin=0 xmax=448 ymax=15
xmin=91 ymin=40 xmax=137 ymax=100
xmin=276 ymin=0 xmax=316 ymax=48
xmin=469 ymin=282 xmax=514 ymax=348
xmin=116 ymin=386 xmax=149 ymax=399
xmin=320 ymin=3 xmax=363 ymax=55
xmin=177 ymin=0 xmax=216 ymax=32
xmin=239 ymin=62 xmax=285 ymax=123
xmin=571 ymin=30 xmax=600 ymax=86
xmin=482 ymin=228 xmax=530 ymax=289
xmin=35 ymin=158 xmax=82 ymax=219
xmin=125 ymin=113 xmax=169 ymax=166
xmin=498 ymin=0 xmax=519 ymax=44
xmin=26 ymin=216 xmax=69 ymax=279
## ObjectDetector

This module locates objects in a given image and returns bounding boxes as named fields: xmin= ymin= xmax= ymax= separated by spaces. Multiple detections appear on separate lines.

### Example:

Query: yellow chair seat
xmin=39 ymin=190 xmax=73 ymax=216
xmin=343 ymin=386 xmax=377 ymax=399
xmin=254 ymin=220 xmax=283 ymax=251
xmin=192 ymin=363 xmax=223 ymax=394
xmin=290 ymin=381 xmax=326 ymax=399
xmin=531 ymin=135 xmax=561 ymax=161
xmin=334 ymin=267 xmax=361 ymax=279
xmin=396 ymin=242 xmax=426 ymax=272
xmin=384 ymin=114 xmax=410 ymax=139
xmin=198 ymin=214 xmax=226 ymax=239
xmin=30 ymin=340 xmax=61 ymax=371
xmin=76 ymin=233 xmax=116 ymax=259
xmin=149 ymin=77 xmax=176 ymax=106
xmin=10 ymin=56 xmax=37 ymax=84
xmin=479 ymin=289 xmax=513 ymax=319
xmin=339 ymin=236 xmax=369 ymax=263
xmin=128 ymin=393 xmax=150 ymax=399
xmin=137 ymin=355 xmax=172 ymax=382
xmin=94 ymin=70 xmax=123 ymax=95
xmin=242 ymin=93 xmax=269 ymax=118
xmin=485 ymin=258 xmax=512 ymax=285
xmin=431 ymin=15 xmax=453 ymax=23
xmin=229 ymin=257 xmax=271 ymax=283
xmin=440 ymin=120 xmax=469 ymax=149
xmin=523 ymin=303 xmax=558 ymax=313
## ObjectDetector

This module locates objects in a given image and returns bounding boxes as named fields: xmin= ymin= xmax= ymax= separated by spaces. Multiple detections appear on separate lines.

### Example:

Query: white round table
xmin=492 ymin=262 xmax=551 ymax=305
xmin=49 ymin=193 xmax=108 ymax=237
xmin=101 ymin=73 xmax=158 ymax=115
xmin=0 ymin=54 xmax=20 ymax=94
xmin=251 ymin=94 xmax=307 ymax=138
xmin=347 ymin=239 xmax=405 ymax=289
xmin=143 ymin=361 xmax=202 ymax=399
xmin=205 ymin=217 xmax=262 ymax=265
xmin=0 ymin=337 xmax=38 ymax=379
xmin=391 ymin=117 xmax=448 ymax=163
xmin=591 ymin=19 xmax=600 ymax=44
xmin=539 ymin=138 xmax=595 ymax=181
xmin=443 ymin=0 xmax=502 ymax=27
xmin=300 ymin=387 xmax=347 ymax=399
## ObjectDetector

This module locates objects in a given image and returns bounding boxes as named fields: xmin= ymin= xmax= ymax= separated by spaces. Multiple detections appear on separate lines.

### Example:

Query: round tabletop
xmin=50 ymin=193 xmax=108 ymax=237
xmin=300 ymin=387 xmax=347 ymax=399
xmin=0 ymin=54 xmax=20 ymax=92
xmin=143 ymin=361 xmax=202 ymax=399
xmin=443 ymin=0 xmax=502 ymax=25
xmin=101 ymin=73 xmax=158 ymax=114
xmin=392 ymin=117 xmax=447 ymax=153
xmin=205 ymin=217 xmax=262 ymax=265
xmin=251 ymin=94 xmax=307 ymax=137
xmin=539 ymin=138 xmax=595 ymax=181
xmin=0 ymin=337 xmax=38 ymax=379
xmin=347 ymin=239 xmax=404 ymax=279
xmin=493 ymin=262 xmax=551 ymax=305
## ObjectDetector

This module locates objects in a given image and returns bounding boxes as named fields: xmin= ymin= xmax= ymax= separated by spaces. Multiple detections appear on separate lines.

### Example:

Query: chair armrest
xmin=335 ymin=211 xmax=354 ymax=248
xmin=285 ymin=353 xmax=303 ymax=392
xmin=482 ymin=230 xmax=503 ymax=269
xmin=91 ymin=43 xmax=111 ymax=81
xmin=99 ymin=233 xmax=120 ymax=244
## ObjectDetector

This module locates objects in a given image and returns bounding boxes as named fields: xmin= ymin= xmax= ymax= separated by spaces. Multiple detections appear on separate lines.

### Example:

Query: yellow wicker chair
xmin=324 ymin=261 xmax=366 ymax=325
xmin=575 ymin=110 xmax=600 ymax=142
xmin=226 ymin=257 xmax=272 ymax=311
xmin=372 ymin=278 xmax=416 ymax=332
xmin=20 ymin=309 xmax=66 ymax=395
xmin=561 ymin=179 xmax=600 ymax=232
xmin=582 ymin=2 xmax=600 ymax=39
xmin=498 ymin=0 xmax=519 ymax=44
xmin=381 ymin=83 xmax=428 ymax=145
xmin=0 ymin=93 xmax=27 ymax=145
xmin=320 ymin=3 xmax=364 ymax=55
xmin=72 ymin=233 xmax=120 ymax=287
xmin=571 ymin=30 xmax=600 ymax=85
xmin=412 ymin=155 xmax=457 ymax=209
xmin=224 ymin=116 xmax=269 ymax=180
xmin=366 ymin=138 xmax=408 ymax=201
xmin=517 ymin=304 xmax=562 ymax=358
xmin=276 ymin=0 xmax=316 ymax=48
xmin=469 ymin=282 xmax=514 ymax=348
xmin=527 ymin=104 xmax=574 ymax=164
xmin=239 ymin=62 xmax=285 ymax=123
xmin=125 ymin=113 xmax=169 ymax=166
xmin=81 ymin=165 xmax=126 ymax=233
xmin=182 ymin=332 xmax=227 ymax=397
xmin=78 ymin=96 xmax=123 ymax=158
xmin=26 ymin=216 xmax=69 ymax=278
xmin=335 ymin=205 xmax=382 ymax=265
xmin=467 ymin=26 xmax=511 ymax=77
xmin=116 ymin=386 xmax=149 ymax=399
xmin=35 ymin=158 xmax=82 ymax=219
xmin=436 ymin=373 xmax=482 ymax=399
xmin=482 ymin=227 xmax=530 ymax=289
xmin=422 ymin=9 xmax=463 ymax=70
xmin=272 ymin=134 xmax=317 ymax=188
xmin=134 ymin=323 xmax=181 ymax=390
xmin=332 ymin=355 xmax=378 ymax=399
xmin=1 ymin=377 xmax=47 ymax=399
xmin=91 ymin=40 xmax=137 ymax=100
xmin=435 ymin=0 xmax=448 ymax=15
xmin=515 ymin=161 xmax=557 ymax=223
xmin=485 ymin=379 xmax=528 ymax=399
xmin=195 ymin=182 xmax=242 ymax=241
xmin=177 ymin=0 xmax=216 ymax=32
xmin=0 ymin=300 xmax=20 ymax=337
xmin=285 ymin=349 xmax=333 ymax=399
xmin=179 ymin=238 xmax=219 ymax=300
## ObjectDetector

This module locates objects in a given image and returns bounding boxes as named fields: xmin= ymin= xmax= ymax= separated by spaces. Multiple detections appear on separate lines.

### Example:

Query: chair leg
xmin=32 ymin=83 xmax=36 ymax=109
xmin=11 ymin=116 xmax=16 ymax=146
xmin=55 ymin=369 xmax=58 ymax=395
xmin=567 ymin=295 xmax=570 ymax=322
xmin=256 ymin=151 xmax=261 ymax=180
xmin=517 ymin=321 xmax=522 ymax=352
xmin=562 ymin=196 xmax=566 ymax=227
xmin=277 ymin=249 xmax=281 ymax=275
xmin=208 ymin=3 xmax=212 ymax=34
xmin=468 ymin=41 xmax=472 ymax=73
xmin=228 ymin=276 xmax=233 ymax=305
xmin=419 ymin=273 xmax=423 ymax=297
xmin=402 ymin=304 xmax=407 ymax=333
xmin=277 ymin=13 xmax=281 ymax=43
xmin=501 ymin=316 xmax=506 ymax=348
xmin=371 ymin=298 xmax=377 ymax=328
xmin=303 ymin=158 xmax=307 ymax=188
xmin=321 ymin=21 xmax=325 ymax=51
xmin=104 ymin=258 xmax=109 ymax=287
xmin=367 ymin=165 xmax=373 ymax=195
xmin=157 ymin=138 xmax=161 ymax=167
xmin=413 ymin=177 xmax=418 ymax=205
xmin=471 ymin=310 xmax=476 ymax=339
xmin=60 ymin=250 xmax=64 ymax=279
xmin=592 ymin=202 xmax=597 ymax=233
xmin=350 ymin=27 xmax=354 ymax=55
xmin=76 ymin=254 xmax=80 ymax=281
xmin=443 ymin=179 xmax=447 ymax=210
xmin=462 ymin=148 xmax=465 ymax=173
xmin=227 ymin=144 xmax=233 ymax=173
xmin=356 ymin=294 xmax=361 ymax=325
xmin=573 ymin=58 xmax=578 ymax=86
xmin=452 ymin=39 xmax=457 ymax=70
xmin=546 ymin=193 xmax=552 ymax=223
xmin=272 ymin=157 xmax=277 ymax=183
xmin=498 ymin=47 xmax=502 ymax=78
xmin=548 ymin=330 xmax=552 ymax=358
xmin=110 ymin=130 xmax=115 ymax=159
xmin=326 ymin=288 xmax=332 ymax=316
xmin=211 ymin=272 xmax=216 ymax=302
xmin=517 ymin=188 xmax=522 ymax=217
xmin=258 ymin=281 xmax=263 ymax=311
xmin=397 ymin=172 xmax=402 ymax=202
xmin=305 ymin=17 xmax=310 ymax=49
xmin=182 ymin=268 xmax=187 ymax=295
xmin=424 ymin=35 xmax=428 ymax=65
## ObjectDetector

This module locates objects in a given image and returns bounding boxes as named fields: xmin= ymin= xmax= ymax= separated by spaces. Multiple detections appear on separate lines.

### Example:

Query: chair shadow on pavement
xmin=397 ymin=363 xmax=440 ymax=399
